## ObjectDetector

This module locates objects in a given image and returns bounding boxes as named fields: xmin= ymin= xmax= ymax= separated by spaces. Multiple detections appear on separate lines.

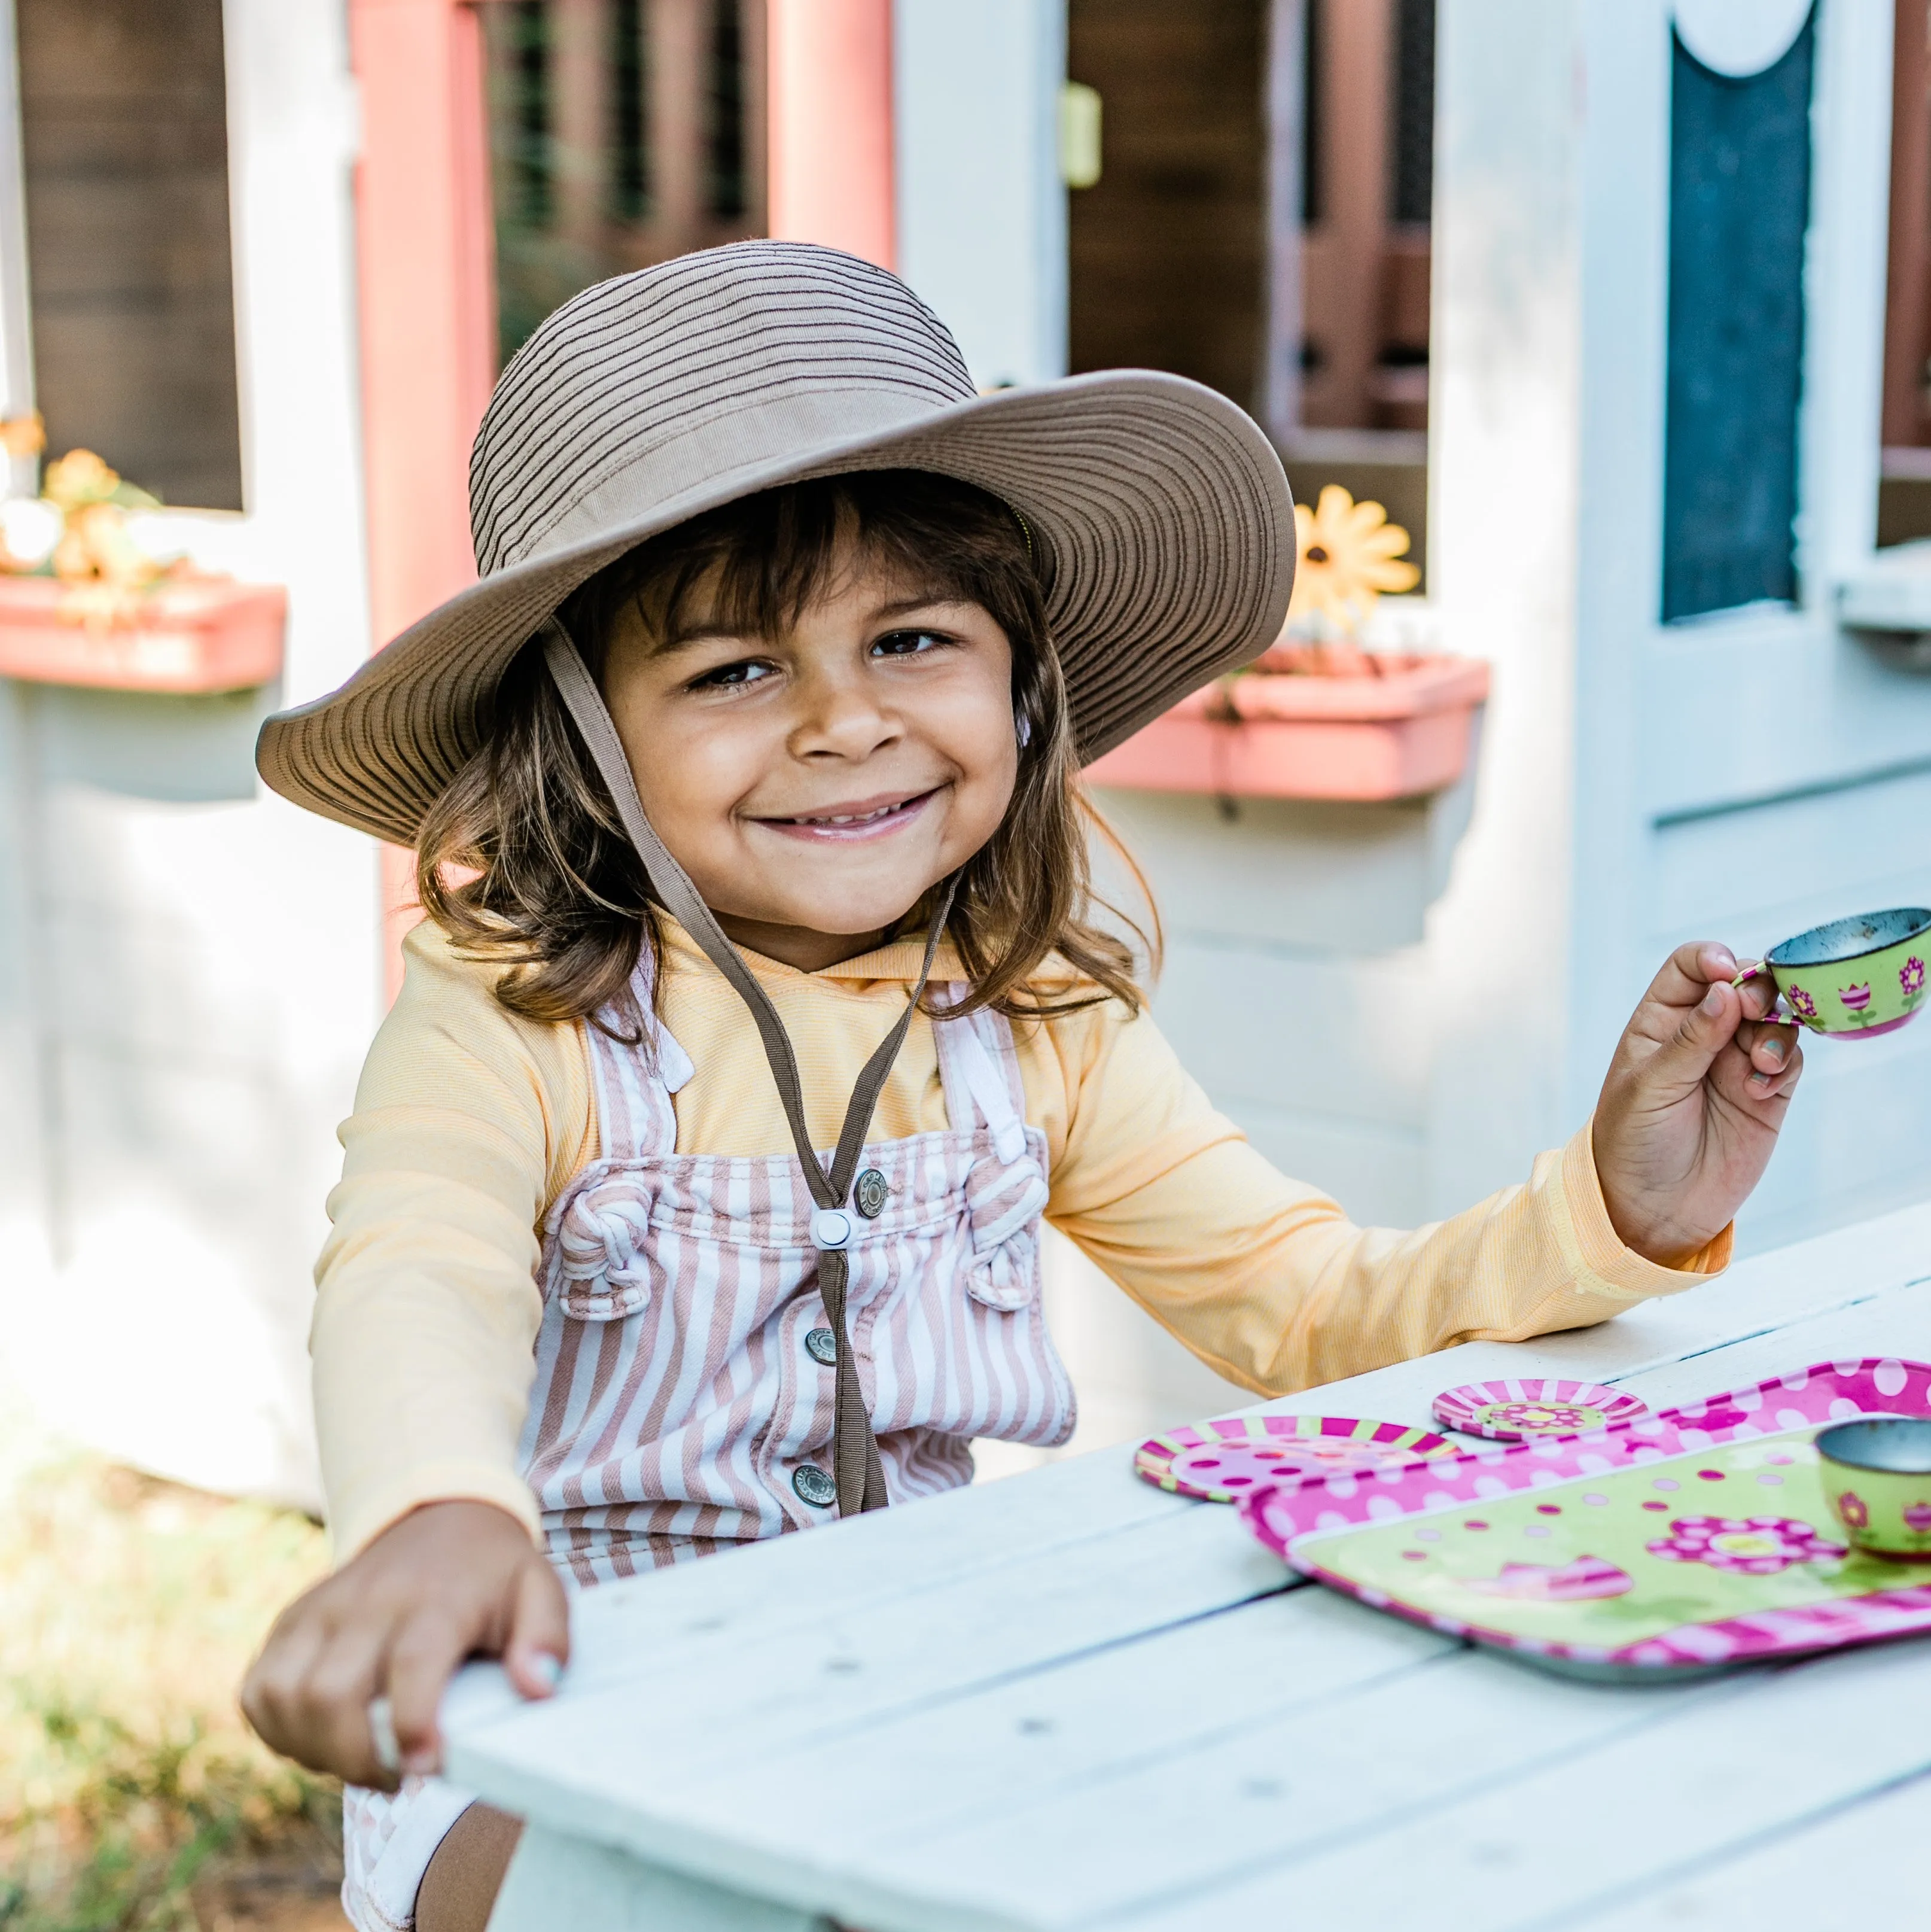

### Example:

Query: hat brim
xmin=256 ymin=370 xmax=1293 ymax=847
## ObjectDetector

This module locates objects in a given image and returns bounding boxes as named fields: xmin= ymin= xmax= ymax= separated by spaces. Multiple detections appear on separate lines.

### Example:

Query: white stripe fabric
xmin=519 ymin=972 xmax=1073 ymax=1585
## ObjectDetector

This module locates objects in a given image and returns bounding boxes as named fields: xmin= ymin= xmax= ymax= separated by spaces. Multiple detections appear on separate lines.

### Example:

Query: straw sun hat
xmin=256 ymin=241 xmax=1295 ymax=846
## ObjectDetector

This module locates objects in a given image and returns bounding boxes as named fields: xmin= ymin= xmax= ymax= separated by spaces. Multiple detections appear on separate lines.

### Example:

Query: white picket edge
xmin=1107 ymin=1638 xmax=1931 ymax=1932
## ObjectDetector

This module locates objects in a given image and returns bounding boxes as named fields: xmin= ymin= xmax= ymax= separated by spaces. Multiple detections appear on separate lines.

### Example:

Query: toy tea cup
xmin=1735 ymin=907 xmax=1931 ymax=1038
xmin=1816 ymin=1417 xmax=1931 ymax=1559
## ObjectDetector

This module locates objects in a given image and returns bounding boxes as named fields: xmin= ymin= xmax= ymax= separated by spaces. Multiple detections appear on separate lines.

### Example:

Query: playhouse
xmin=3 ymin=0 xmax=1931 ymax=1498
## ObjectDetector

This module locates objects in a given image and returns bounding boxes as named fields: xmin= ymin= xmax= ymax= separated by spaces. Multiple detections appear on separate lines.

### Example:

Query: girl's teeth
xmin=800 ymin=802 xmax=899 ymax=826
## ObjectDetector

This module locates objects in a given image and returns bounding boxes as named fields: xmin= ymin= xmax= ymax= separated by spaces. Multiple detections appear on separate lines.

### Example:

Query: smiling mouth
xmin=757 ymin=790 xmax=937 ymax=842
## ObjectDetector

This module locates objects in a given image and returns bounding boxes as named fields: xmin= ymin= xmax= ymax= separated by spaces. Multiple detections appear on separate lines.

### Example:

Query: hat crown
xmin=469 ymin=242 xmax=977 ymax=576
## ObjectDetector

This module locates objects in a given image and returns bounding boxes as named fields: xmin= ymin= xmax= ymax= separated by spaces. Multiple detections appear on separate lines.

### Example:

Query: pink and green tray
xmin=1240 ymin=1358 xmax=1931 ymax=1681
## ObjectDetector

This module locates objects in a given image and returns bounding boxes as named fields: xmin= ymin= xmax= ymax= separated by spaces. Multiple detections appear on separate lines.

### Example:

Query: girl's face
xmin=603 ymin=540 xmax=1019 ymax=972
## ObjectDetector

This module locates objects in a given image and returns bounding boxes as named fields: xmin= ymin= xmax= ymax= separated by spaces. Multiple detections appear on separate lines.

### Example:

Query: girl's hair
xmin=416 ymin=470 xmax=1156 ymax=1033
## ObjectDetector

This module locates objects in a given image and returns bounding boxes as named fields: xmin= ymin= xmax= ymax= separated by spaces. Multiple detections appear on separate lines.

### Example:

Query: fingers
xmin=385 ymin=1607 xmax=477 ymax=1777
xmin=502 ymin=1556 xmax=571 ymax=1700
xmin=1732 ymin=965 xmax=1782 ymax=1023
xmin=239 ymin=1502 xmax=563 ymax=1790
xmin=242 ymin=1593 xmax=330 ymax=1760
xmin=1638 ymin=973 xmax=1747 ymax=1102
xmin=1734 ymin=1021 xmax=1804 ymax=1103
xmin=301 ymin=1615 xmax=404 ymax=1788
xmin=1643 ymin=940 xmax=1740 ymax=1017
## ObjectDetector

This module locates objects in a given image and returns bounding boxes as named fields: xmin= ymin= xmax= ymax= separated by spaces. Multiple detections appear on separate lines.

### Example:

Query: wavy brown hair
xmin=416 ymin=471 xmax=1156 ymax=1035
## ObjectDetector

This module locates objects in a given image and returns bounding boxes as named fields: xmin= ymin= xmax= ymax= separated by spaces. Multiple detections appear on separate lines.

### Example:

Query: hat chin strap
xmin=541 ymin=617 xmax=958 ymax=1519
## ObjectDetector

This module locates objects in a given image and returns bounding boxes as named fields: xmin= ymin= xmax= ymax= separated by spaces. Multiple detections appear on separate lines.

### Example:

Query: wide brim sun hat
xmin=257 ymin=241 xmax=1295 ymax=847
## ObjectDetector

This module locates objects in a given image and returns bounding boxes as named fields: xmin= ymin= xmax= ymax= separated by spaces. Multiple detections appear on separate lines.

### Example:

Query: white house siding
xmin=0 ymin=0 xmax=376 ymax=1507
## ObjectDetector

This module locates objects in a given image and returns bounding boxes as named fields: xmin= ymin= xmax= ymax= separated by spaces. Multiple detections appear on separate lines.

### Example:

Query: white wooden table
xmin=447 ymin=1206 xmax=1931 ymax=1932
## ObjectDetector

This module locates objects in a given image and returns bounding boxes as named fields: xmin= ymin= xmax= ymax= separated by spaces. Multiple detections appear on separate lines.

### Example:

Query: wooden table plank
xmin=789 ymin=1650 xmax=1747 ymax=1931
xmin=1567 ymin=1767 xmax=1931 ymax=1930
xmin=449 ymin=1501 xmax=1293 ymax=1848
xmin=1110 ymin=1639 xmax=1931 ymax=1932
xmin=630 ymin=1589 xmax=1450 ymax=1864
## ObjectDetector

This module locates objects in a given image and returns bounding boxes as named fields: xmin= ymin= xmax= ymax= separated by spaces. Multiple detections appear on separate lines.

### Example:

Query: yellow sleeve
xmin=311 ymin=923 xmax=596 ymax=1562
xmin=1043 ymin=1000 xmax=1729 ymax=1396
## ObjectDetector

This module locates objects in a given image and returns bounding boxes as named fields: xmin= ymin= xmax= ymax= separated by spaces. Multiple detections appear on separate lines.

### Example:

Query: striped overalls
xmin=341 ymin=964 xmax=1076 ymax=1931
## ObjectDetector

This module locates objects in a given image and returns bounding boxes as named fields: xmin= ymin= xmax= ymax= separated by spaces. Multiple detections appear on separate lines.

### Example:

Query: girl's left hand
xmin=1592 ymin=942 xmax=1801 ymax=1267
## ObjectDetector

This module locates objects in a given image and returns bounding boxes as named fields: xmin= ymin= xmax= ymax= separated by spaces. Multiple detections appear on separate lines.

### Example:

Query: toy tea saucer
xmin=1432 ymin=1377 xmax=1647 ymax=1441
xmin=1135 ymin=1412 xmax=1456 ymax=1504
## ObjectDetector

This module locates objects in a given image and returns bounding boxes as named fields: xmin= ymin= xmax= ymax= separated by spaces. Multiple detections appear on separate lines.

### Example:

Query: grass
xmin=0 ymin=1414 xmax=346 ymax=1931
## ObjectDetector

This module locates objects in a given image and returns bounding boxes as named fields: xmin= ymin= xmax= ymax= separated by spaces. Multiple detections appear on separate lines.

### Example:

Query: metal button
xmin=792 ymin=1463 xmax=837 ymax=1508
xmin=811 ymin=1207 xmax=852 ymax=1250
xmin=854 ymin=1168 xmax=890 ymax=1218
xmin=804 ymin=1326 xmax=839 ymax=1367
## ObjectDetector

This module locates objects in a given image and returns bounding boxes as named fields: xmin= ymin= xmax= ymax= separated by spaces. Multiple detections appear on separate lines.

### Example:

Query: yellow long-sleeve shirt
xmin=312 ymin=917 xmax=1728 ymax=1560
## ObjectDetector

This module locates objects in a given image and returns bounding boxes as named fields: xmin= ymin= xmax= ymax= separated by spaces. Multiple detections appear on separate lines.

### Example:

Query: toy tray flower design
xmin=1240 ymin=1359 xmax=1931 ymax=1681
xmin=1135 ymin=1412 xmax=1457 ymax=1504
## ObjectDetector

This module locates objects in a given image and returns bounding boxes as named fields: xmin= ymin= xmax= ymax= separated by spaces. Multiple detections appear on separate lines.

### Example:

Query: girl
xmin=243 ymin=242 xmax=1797 ymax=1932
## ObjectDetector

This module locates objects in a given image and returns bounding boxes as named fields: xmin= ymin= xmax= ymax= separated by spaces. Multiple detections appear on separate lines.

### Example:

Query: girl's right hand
xmin=240 ymin=1500 xmax=569 ymax=1789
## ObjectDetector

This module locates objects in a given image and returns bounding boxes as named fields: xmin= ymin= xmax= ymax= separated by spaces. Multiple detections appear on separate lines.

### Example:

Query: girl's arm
xmin=245 ymin=923 xmax=594 ymax=1784
xmin=310 ymin=921 xmax=595 ymax=1557
xmin=1043 ymin=947 xmax=1781 ymax=1397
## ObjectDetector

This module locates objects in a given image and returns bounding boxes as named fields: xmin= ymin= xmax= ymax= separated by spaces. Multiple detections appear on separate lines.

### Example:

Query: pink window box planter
xmin=1085 ymin=650 xmax=1491 ymax=802
xmin=0 ymin=577 xmax=287 ymax=694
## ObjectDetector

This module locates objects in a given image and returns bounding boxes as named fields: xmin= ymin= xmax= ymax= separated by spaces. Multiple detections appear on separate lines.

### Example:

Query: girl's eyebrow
xmin=653 ymin=591 xmax=964 ymax=655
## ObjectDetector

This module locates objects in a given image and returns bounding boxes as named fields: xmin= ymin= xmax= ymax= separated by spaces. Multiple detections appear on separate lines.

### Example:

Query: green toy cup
xmin=1738 ymin=907 xmax=1931 ymax=1038
xmin=1816 ymin=1418 xmax=1931 ymax=1560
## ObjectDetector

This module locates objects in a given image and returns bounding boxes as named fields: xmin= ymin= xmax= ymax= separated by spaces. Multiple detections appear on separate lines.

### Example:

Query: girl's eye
xmin=689 ymin=658 xmax=775 ymax=692
xmin=872 ymin=629 xmax=949 ymax=658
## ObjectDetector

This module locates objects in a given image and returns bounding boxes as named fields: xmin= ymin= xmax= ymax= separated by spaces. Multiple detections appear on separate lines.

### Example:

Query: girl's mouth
xmin=756 ymin=790 xmax=936 ymax=842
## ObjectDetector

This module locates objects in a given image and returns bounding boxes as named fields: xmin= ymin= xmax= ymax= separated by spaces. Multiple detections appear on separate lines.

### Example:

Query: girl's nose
xmin=788 ymin=674 xmax=901 ymax=760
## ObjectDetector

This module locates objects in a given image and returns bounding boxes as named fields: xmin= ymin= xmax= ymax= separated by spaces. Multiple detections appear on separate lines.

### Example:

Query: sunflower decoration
xmin=1281 ymin=483 xmax=1419 ymax=670
xmin=0 ymin=445 xmax=185 ymax=628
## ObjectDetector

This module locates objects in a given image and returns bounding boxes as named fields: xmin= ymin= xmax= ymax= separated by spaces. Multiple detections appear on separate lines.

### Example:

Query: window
xmin=15 ymin=0 xmax=244 ymax=510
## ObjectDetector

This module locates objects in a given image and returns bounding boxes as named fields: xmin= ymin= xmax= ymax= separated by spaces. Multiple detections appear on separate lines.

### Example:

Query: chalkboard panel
xmin=1661 ymin=13 xmax=1814 ymax=623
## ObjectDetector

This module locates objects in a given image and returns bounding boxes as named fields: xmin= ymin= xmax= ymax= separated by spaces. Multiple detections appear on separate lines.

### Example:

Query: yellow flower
xmin=42 ymin=448 xmax=124 ymax=513
xmin=1286 ymin=483 xmax=1420 ymax=637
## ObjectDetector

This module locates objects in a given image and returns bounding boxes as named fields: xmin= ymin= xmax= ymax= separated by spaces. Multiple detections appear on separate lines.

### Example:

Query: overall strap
xmin=542 ymin=619 xmax=957 ymax=1517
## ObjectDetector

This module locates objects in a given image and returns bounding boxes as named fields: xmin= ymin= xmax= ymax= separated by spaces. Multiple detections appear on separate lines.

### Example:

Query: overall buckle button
xmin=854 ymin=1169 xmax=890 ymax=1218
xmin=804 ymin=1326 xmax=839 ymax=1367
xmin=811 ymin=1207 xmax=852 ymax=1250
xmin=792 ymin=1464 xmax=837 ymax=1508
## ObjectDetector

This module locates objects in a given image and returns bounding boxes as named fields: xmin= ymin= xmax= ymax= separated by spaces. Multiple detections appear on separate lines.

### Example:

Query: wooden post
xmin=551 ymin=0 xmax=609 ymax=245
xmin=1883 ymin=0 xmax=1930 ymax=449
xmin=765 ymin=0 xmax=894 ymax=266
xmin=346 ymin=0 xmax=497 ymax=997
xmin=1299 ymin=0 xmax=1392 ymax=428
xmin=650 ymin=0 xmax=708 ymax=248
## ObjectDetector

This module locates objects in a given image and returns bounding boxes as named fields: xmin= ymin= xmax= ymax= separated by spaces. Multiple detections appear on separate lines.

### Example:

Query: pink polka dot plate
xmin=1134 ymin=1412 xmax=1457 ymax=1504
xmin=1432 ymin=1377 xmax=1647 ymax=1441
